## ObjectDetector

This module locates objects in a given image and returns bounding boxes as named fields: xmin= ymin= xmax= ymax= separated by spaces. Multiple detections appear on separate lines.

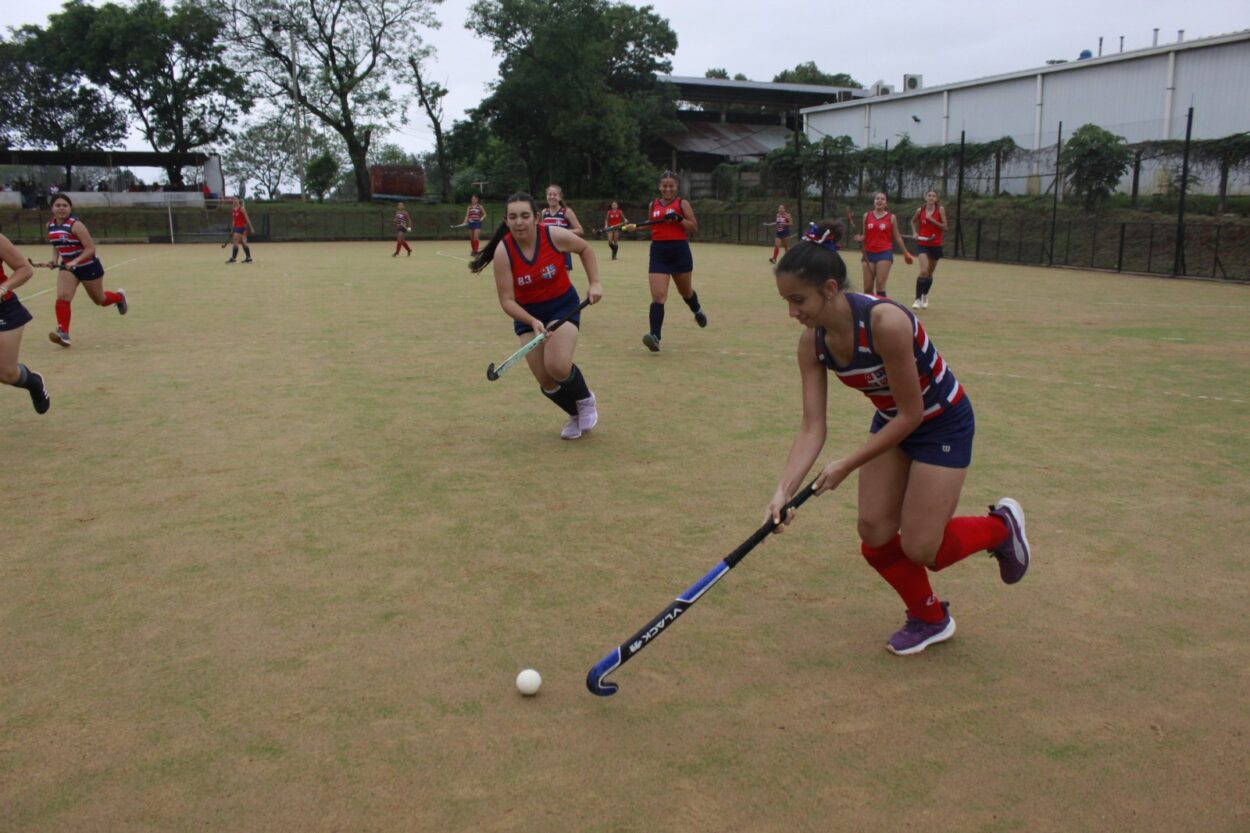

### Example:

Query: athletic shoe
xmin=912 ymin=298 xmax=922 ymax=309
xmin=225 ymin=258 xmax=236 ymax=263
xmin=392 ymin=252 xmax=399 ymax=258
xmin=27 ymin=371 xmax=50 ymax=414
xmin=920 ymin=295 xmax=929 ymax=309
xmin=406 ymin=251 xmax=411 ymax=257
xmin=243 ymin=257 xmax=253 ymax=263
xmin=560 ymin=413 xmax=582 ymax=440
xmin=115 ymin=288 xmax=128 ymax=315
xmin=576 ymin=391 xmax=598 ymax=432
xmin=886 ymin=602 xmax=956 ymax=656
xmin=768 ymin=257 xmax=777 ymax=264
xmin=642 ymin=333 xmax=660 ymax=352
xmin=988 ymin=498 xmax=1031 ymax=584
xmin=694 ymin=309 xmax=708 ymax=328
xmin=49 ymin=329 xmax=71 ymax=348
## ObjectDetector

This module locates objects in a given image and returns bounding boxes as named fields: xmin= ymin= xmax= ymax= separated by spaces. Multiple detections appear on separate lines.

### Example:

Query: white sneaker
xmin=560 ymin=413 xmax=582 ymax=440
xmin=920 ymin=295 xmax=929 ymax=309
xmin=912 ymin=298 xmax=922 ymax=309
xmin=576 ymin=391 xmax=598 ymax=432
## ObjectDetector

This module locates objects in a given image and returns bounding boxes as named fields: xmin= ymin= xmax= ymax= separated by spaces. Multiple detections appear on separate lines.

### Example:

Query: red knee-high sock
xmin=471 ymin=238 xmax=480 ymax=253
xmin=55 ymin=299 xmax=71 ymax=332
xmin=395 ymin=240 xmax=403 ymax=254
xmin=771 ymin=245 xmax=779 ymax=259
xmin=402 ymin=240 xmax=412 ymax=253
xmin=862 ymin=535 xmax=945 ymax=623
xmin=102 ymin=291 xmax=122 ymax=307
xmin=930 ymin=515 xmax=1010 ymax=572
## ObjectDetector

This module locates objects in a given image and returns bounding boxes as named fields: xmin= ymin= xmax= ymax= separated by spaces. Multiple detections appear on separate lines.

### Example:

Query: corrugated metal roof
xmin=659 ymin=122 xmax=791 ymax=159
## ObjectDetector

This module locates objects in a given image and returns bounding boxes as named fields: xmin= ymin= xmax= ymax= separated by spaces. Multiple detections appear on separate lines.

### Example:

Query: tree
xmin=305 ymin=151 xmax=339 ymax=202
xmin=0 ymin=33 xmax=128 ymax=185
xmin=468 ymin=0 xmax=679 ymax=196
xmin=773 ymin=62 xmax=860 ymax=89
xmin=226 ymin=112 xmax=298 ymax=199
xmin=40 ymin=0 xmax=251 ymax=187
xmin=408 ymin=51 xmax=451 ymax=202
xmin=222 ymin=0 xmax=441 ymax=202
xmin=1061 ymin=124 xmax=1132 ymax=209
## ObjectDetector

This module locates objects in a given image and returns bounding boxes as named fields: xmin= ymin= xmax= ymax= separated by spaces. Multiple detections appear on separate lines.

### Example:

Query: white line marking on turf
xmin=435 ymin=251 xmax=471 ymax=263
xmin=18 ymin=253 xmax=154 ymax=301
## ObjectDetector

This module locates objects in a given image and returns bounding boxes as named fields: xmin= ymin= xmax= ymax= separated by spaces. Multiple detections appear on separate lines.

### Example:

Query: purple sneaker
xmin=886 ymin=602 xmax=955 ymax=656
xmin=988 ymin=498 xmax=1030 ymax=584
xmin=576 ymin=391 xmax=598 ymax=432
xmin=560 ymin=413 xmax=582 ymax=440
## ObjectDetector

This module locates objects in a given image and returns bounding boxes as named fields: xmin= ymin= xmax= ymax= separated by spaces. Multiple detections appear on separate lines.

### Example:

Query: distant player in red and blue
xmin=603 ymin=201 xmax=628 ymax=260
xmin=767 ymin=239 xmax=1031 ymax=656
xmin=540 ymin=184 xmax=583 ymax=271
xmin=853 ymin=192 xmax=912 ymax=296
xmin=462 ymin=194 xmax=487 ymax=255
xmin=44 ymin=194 xmax=128 ymax=348
xmin=802 ymin=219 xmax=843 ymax=252
xmin=641 ymin=170 xmax=706 ymax=353
xmin=393 ymin=202 xmax=412 ymax=257
xmin=766 ymin=203 xmax=793 ymax=264
xmin=469 ymin=192 xmax=604 ymax=441
xmin=225 ymin=197 xmax=255 ymax=263
xmin=910 ymin=189 xmax=948 ymax=310
xmin=0 ymin=232 xmax=51 ymax=413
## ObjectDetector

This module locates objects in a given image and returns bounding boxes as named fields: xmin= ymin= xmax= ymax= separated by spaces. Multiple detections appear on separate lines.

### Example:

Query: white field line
xmin=18 ymin=253 xmax=155 ymax=301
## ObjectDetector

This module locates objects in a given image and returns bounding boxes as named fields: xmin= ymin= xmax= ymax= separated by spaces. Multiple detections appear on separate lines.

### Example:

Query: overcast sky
xmin=2 ymin=0 xmax=1246 ymax=162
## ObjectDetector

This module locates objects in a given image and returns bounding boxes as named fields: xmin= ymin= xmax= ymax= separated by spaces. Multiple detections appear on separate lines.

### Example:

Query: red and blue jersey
xmin=649 ymin=198 xmax=688 ymax=241
xmin=862 ymin=211 xmax=895 ymax=253
xmin=775 ymin=211 xmax=791 ymax=231
xmin=501 ymin=227 xmax=572 ymax=305
xmin=394 ymin=210 xmax=410 ymax=229
xmin=815 ymin=293 xmax=963 ymax=424
xmin=47 ymin=215 xmax=85 ymax=260
xmin=1 ymin=260 xmax=10 ymax=301
xmin=540 ymin=207 xmax=569 ymax=229
xmin=467 ymin=204 xmax=485 ymax=223
xmin=231 ymin=205 xmax=247 ymax=227
xmin=917 ymin=207 xmax=943 ymax=245
xmin=606 ymin=208 xmax=624 ymax=227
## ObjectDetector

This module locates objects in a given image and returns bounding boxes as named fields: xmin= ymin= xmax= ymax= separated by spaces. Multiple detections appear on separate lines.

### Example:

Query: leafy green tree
xmin=408 ymin=50 xmax=451 ymax=202
xmin=305 ymin=151 xmax=339 ymax=202
xmin=467 ymin=0 xmax=679 ymax=196
xmin=1061 ymin=124 xmax=1132 ymax=209
xmin=773 ymin=62 xmax=860 ymax=89
xmin=222 ymin=0 xmax=440 ymax=201
xmin=226 ymin=112 xmax=298 ymax=199
xmin=0 ymin=33 xmax=128 ymax=184
xmin=39 ymin=0 xmax=251 ymax=187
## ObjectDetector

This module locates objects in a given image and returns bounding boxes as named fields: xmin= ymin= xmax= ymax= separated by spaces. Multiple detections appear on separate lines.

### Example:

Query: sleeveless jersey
xmin=47 ymin=215 xmax=86 ymax=260
xmin=540 ymin=207 xmax=569 ymax=229
xmin=232 ymin=206 xmax=247 ymax=227
xmin=607 ymin=209 xmax=624 ymax=226
xmin=467 ymin=204 xmax=485 ymax=223
xmin=814 ymin=293 xmax=964 ymax=424
xmin=862 ymin=211 xmax=894 ymax=253
xmin=1 ymin=260 xmax=10 ymax=301
xmin=917 ymin=207 xmax=943 ymax=245
xmin=649 ymin=197 xmax=688 ymax=242
xmin=394 ymin=210 xmax=410 ymax=229
xmin=501 ymin=226 xmax=572 ymax=305
xmin=775 ymin=211 xmax=791 ymax=231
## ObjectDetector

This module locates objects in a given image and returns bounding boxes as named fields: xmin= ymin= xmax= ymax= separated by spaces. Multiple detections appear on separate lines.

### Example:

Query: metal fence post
xmin=1117 ymin=223 xmax=1126 ymax=272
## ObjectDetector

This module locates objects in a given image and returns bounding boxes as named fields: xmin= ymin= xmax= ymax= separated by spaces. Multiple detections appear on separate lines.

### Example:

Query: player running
xmin=766 ymin=239 xmax=1031 ymax=655
xmin=910 ymin=189 xmax=948 ymax=310
xmin=766 ymin=203 xmax=793 ymax=264
xmin=0 ymin=233 xmax=51 ymax=414
xmin=603 ymin=201 xmax=628 ymax=260
xmin=641 ymin=170 xmax=707 ymax=352
xmin=393 ymin=202 xmax=412 ymax=257
xmin=463 ymin=194 xmax=487 ymax=255
xmin=469 ymin=192 xmax=604 ymax=440
xmin=225 ymin=197 xmax=255 ymax=264
xmin=853 ymin=192 xmax=912 ymax=296
xmin=43 ymin=195 xmax=128 ymax=348
xmin=540 ymin=184 xmax=583 ymax=271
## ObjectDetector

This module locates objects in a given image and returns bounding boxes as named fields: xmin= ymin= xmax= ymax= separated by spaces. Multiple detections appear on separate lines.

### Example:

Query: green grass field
xmin=4 ymin=239 xmax=1249 ymax=831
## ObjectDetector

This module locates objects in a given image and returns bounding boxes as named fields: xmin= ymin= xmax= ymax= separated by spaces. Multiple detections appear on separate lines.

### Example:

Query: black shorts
xmin=68 ymin=257 xmax=105 ymax=281
xmin=919 ymin=244 xmax=944 ymax=261
xmin=513 ymin=286 xmax=582 ymax=337
xmin=648 ymin=240 xmax=693 ymax=275
xmin=0 ymin=294 xmax=33 ymax=331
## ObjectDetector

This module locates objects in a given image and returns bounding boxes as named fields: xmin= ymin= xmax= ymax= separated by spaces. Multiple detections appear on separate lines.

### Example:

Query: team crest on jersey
xmin=541 ymin=264 xmax=557 ymax=281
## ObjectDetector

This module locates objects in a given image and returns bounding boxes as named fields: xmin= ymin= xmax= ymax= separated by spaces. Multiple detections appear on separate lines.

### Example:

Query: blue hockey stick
xmin=586 ymin=479 xmax=821 ymax=696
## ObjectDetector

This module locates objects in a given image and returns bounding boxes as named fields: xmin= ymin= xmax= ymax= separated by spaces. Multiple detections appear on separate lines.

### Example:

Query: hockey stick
xmin=593 ymin=217 xmax=665 ymax=236
xmin=450 ymin=222 xmax=468 ymax=229
xmin=486 ymin=297 xmax=592 ymax=381
xmin=586 ymin=478 xmax=821 ymax=697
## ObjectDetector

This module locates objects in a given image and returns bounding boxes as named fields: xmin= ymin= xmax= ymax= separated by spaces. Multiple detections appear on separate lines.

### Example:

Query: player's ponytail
xmin=776 ymin=233 xmax=847 ymax=290
xmin=469 ymin=192 xmax=539 ymax=274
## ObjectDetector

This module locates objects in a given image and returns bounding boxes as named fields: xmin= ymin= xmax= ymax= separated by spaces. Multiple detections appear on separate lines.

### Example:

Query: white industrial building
xmin=801 ymin=29 xmax=1250 ymax=198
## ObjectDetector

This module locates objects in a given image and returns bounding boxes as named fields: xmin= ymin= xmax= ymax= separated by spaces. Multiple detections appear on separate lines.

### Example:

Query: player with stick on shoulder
xmin=540 ymin=184 xmax=583 ymax=271
xmin=765 ymin=203 xmax=793 ymax=264
xmin=853 ymin=192 xmax=912 ymax=296
xmin=463 ymin=194 xmax=487 ymax=255
xmin=225 ymin=197 xmax=255 ymax=263
xmin=43 ymin=195 xmax=128 ymax=348
xmin=910 ymin=189 xmax=947 ymax=309
xmin=469 ymin=192 xmax=604 ymax=440
xmin=0 ymin=233 xmax=51 ymax=413
xmin=767 ymin=240 xmax=1031 ymax=655
xmin=641 ymin=170 xmax=707 ymax=352
xmin=603 ymin=201 xmax=628 ymax=260
xmin=392 ymin=202 xmax=413 ymax=257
